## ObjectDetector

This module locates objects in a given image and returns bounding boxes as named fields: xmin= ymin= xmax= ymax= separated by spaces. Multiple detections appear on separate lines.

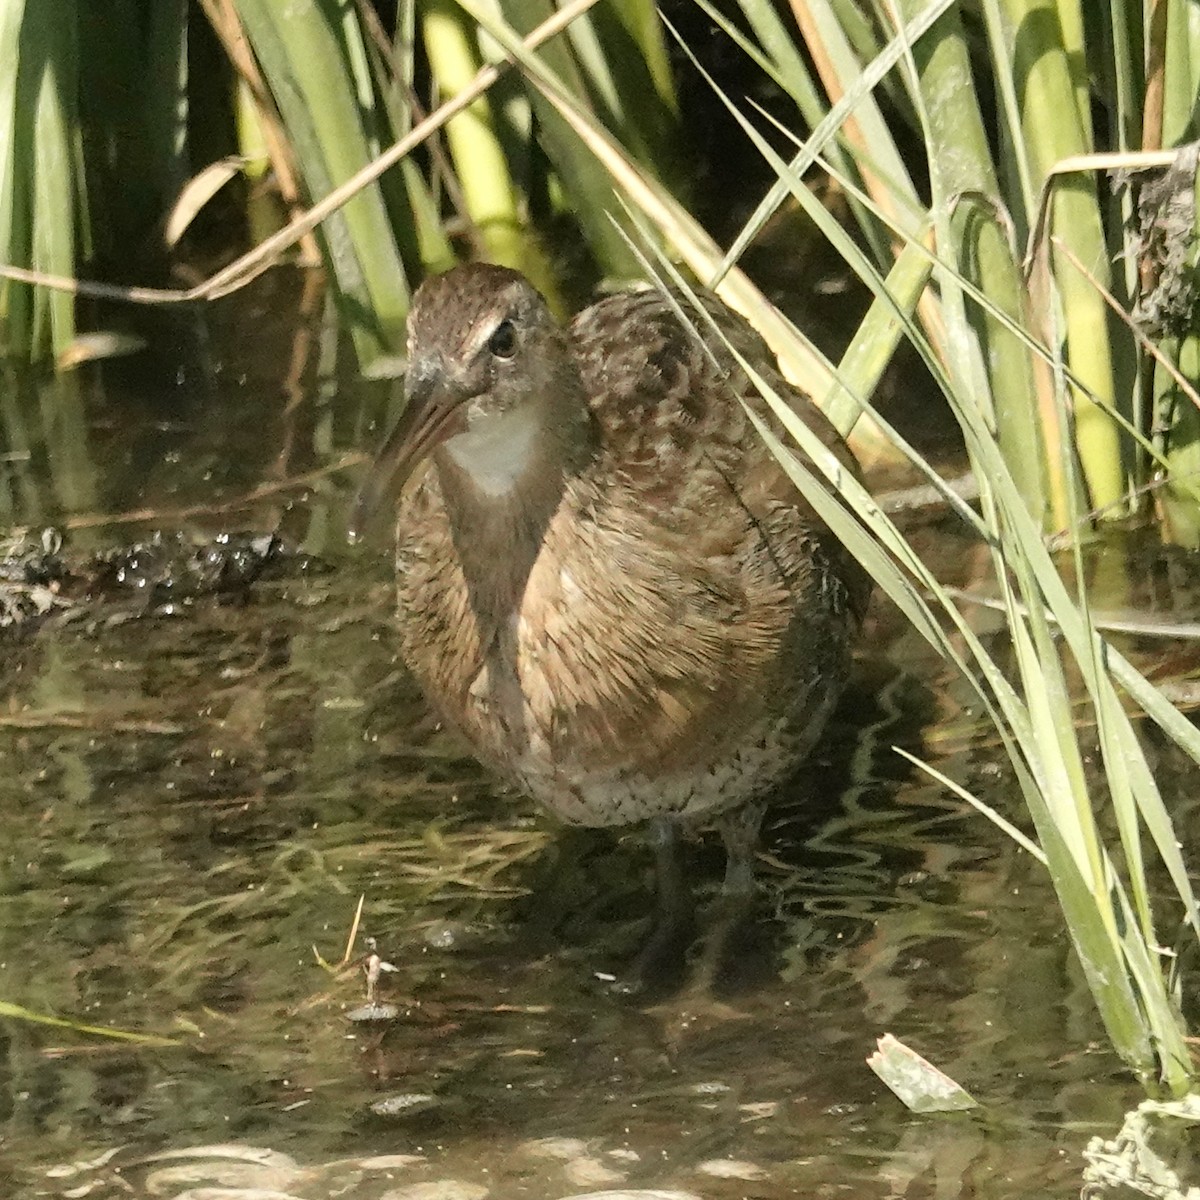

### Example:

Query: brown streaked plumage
xmin=355 ymin=263 xmax=869 ymax=962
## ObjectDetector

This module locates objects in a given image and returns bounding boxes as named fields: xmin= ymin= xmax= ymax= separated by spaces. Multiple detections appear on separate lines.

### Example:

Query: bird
xmin=353 ymin=262 xmax=870 ymax=982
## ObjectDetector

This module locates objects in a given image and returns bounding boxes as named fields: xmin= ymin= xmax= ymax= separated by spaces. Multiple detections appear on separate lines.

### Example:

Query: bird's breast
xmin=395 ymin=471 xmax=855 ymax=821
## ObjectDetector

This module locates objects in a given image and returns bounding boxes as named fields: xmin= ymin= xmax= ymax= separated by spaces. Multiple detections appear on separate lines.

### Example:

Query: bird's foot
xmin=600 ymin=906 xmax=696 ymax=999
xmin=689 ymin=883 xmax=775 ymax=995
xmin=597 ymin=816 xmax=696 ymax=998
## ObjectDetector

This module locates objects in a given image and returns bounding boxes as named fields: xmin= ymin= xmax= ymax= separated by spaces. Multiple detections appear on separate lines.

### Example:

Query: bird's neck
xmin=433 ymin=391 xmax=595 ymax=651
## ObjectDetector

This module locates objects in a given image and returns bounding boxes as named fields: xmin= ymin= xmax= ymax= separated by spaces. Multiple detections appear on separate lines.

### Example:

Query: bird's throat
xmin=441 ymin=406 xmax=541 ymax=500
xmin=433 ymin=404 xmax=590 ymax=667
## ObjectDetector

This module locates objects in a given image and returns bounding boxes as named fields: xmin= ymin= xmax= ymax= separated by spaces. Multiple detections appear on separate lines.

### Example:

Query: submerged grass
xmin=0 ymin=1001 xmax=180 ymax=1047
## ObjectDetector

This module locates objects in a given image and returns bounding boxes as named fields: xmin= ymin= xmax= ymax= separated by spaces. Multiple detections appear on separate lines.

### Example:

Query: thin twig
xmin=946 ymin=586 xmax=1200 ymax=640
xmin=194 ymin=0 xmax=321 ymax=264
xmin=1052 ymin=236 xmax=1200 ymax=414
xmin=342 ymin=895 xmax=366 ymax=967
xmin=55 ymin=453 xmax=365 ymax=531
xmin=1024 ymin=148 xmax=1178 ymax=277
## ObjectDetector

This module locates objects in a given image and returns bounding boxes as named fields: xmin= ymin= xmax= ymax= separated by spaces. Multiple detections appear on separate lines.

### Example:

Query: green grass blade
xmin=997 ymin=0 xmax=1127 ymax=516
xmin=27 ymin=1 xmax=78 ymax=360
xmin=652 ymin=226 xmax=1189 ymax=1086
xmin=144 ymin=0 xmax=190 ymax=205
xmin=0 ymin=0 xmax=30 ymax=356
xmin=0 ymin=0 xmax=79 ymax=361
xmin=894 ymin=748 xmax=1048 ymax=863
xmin=0 ymin=999 xmax=179 ymax=1046
xmin=476 ymin=0 xmax=644 ymax=278
xmin=898 ymin=0 xmax=1055 ymax=524
xmin=232 ymin=0 xmax=410 ymax=365
xmin=423 ymin=0 xmax=528 ymax=271
xmin=823 ymin=236 xmax=932 ymax=438
xmin=718 ymin=0 xmax=954 ymax=278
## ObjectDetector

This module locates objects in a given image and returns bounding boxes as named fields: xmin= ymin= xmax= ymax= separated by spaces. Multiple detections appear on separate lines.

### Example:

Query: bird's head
xmin=351 ymin=264 xmax=585 ymax=539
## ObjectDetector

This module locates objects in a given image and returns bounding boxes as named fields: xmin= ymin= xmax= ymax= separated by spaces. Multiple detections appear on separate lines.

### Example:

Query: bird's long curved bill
xmin=348 ymin=380 xmax=461 ymax=543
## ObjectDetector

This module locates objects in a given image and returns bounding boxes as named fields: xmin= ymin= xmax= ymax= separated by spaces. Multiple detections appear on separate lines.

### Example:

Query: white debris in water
xmin=424 ymin=921 xmax=462 ymax=949
xmin=370 ymin=1092 xmax=438 ymax=1116
xmin=139 ymin=1145 xmax=300 ymax=1169
xmin=354 ymin=1155 xmax=428 ymax=1170
xmin=376 ymin=1180 xmax=484 ymax=1200
xmin=45 ymin=1148 xmax=123 ymax=1178
xmin=143 ymin=1159 xmax=302 ymax=1194
xmin=551 ymin=1191 xmax=703 ymax=1200
xmin=563 ymin=1156 xmax=626 ymax=1187
xmin=737 ymin=1100 xmax=779 ymax=1120
xmin=696 ymin=1158 xmax=768 ymax=1181
xmin=347 ymin=1001 xmax=400 ymax=1022
xmin=133 ymin=1144 xmax=303 ymax=1197
xmin=520 ymin=1138 xmax=592 ymax=1161
xmin=379 ymin=1183 xmax=488 ymax=1200
xmin=62 ymin=1184 xmax=105 ymax=1199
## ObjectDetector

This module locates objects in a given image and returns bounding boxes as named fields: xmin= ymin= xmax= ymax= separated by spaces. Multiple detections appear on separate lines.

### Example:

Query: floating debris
xmin=365 ymin=947 xmax=400 ymax=1003
xmin=0 ymin=528 xmax=70 ymax=631
xmin=689 ymin=1081 xmax=731 ymax=1095
xmin=521 ymin=1138 xmax=593 ymax=1161
xmin=378 ymin=1182 xmax=487 ymax=1200
xmin=563 ymin=1156 xmax=626 ymax=1187
xmin=353 ymin=1155 xmax=428 ymax=1170
xmin=424 ymin=921 xmax=466 ymax=949
xmin=1083 ymin=1093 xmax=1200 ymax=1198
xmin=866 ymin=1033 xmax=978 ymax=1113
xmin=347 ymin=1002 xmax=400 ymax=1022
xmin=737 ymin=1101 xmax=779 ymax=1121
xmin=143 ymin=1158 xmax=302 ymax=1195
xmin=136 ymin=1145 xmax=301 ymax=1168
xmin=696 ymin=1159 xmax=768 ymax=1181
xmin=0 ymin=527 xmax=319 ymax=634
xmin=552 ymin=1192 xmax=702 ymax=1200
xmin=370 ymin=1093 xmax=440 ymax=1117
xmin=44 ymin=1148 xmax=123 ymax=1178
xmin=88 ymin=530 xmax=292 ymax=606
xmin=44 ymin=1144 xmax=441 ymax=1200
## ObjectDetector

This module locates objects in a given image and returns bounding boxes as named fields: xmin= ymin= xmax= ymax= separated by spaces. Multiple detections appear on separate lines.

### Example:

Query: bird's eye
xmin=487 ymin=319 xmax=517 ymax=360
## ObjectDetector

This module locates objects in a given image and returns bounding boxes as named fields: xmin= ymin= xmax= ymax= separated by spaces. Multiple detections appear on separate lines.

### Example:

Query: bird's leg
xmin=652 ymin=814 xmax=693 ymax=929
xmin=614 ymin=816 xmax=695 ymax=995
xmin=717 ymin=800 xmax=765 ymax=901
xmin=684 ymin=801 xmax=767 ymax=995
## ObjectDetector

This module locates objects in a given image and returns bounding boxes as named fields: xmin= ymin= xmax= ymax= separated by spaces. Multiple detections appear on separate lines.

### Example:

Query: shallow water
xmin=2 ymin=271 xmax=1198 ymax=1199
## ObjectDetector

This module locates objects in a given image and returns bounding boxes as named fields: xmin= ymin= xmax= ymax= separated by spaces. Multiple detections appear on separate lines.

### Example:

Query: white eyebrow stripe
xmin=461 ymin=282 xmax=528 ymax=360
xmin=463 ymin=312 xmax=502 ymax=360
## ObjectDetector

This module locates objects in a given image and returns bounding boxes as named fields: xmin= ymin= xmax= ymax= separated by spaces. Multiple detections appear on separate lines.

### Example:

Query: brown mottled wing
xmin=569 ymin=286 xmax=870 ymax=623
xmin=520 ymin=499 xmax=794 ymax=777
